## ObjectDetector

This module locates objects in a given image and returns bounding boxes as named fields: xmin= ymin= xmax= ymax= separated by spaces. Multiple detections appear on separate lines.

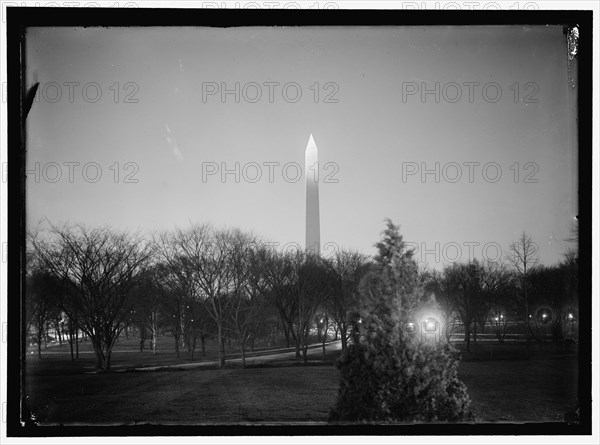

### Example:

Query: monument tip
xmin=306 ymin=133 xmax=317 ymax=151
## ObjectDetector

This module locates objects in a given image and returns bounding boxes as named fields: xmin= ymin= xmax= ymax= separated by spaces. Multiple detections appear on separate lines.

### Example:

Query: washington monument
xmin=305 ymin=134 xmax=320 ymax=256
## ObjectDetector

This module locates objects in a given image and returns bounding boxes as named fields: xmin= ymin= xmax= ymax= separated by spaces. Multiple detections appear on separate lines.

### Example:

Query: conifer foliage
xmin=329 ymin=219 xmax=472 ymax=422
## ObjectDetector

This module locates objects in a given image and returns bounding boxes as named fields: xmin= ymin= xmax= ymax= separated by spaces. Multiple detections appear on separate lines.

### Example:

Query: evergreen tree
xmin=330 ymin=219 xmax=472 ymax=423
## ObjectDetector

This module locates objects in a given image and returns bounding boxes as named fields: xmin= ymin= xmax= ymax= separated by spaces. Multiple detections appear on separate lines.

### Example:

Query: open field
xmin=24 ymin=340 xmax=578 ymax=425
xmin=26 ymin=335 xmax=339 ymax=374
xmin=26 ymin=333 xmax=311 ymax=371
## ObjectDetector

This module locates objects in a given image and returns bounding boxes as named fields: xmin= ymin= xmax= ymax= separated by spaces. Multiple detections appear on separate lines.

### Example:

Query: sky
xmin=25 ymin=25 xmax=578 ymax=269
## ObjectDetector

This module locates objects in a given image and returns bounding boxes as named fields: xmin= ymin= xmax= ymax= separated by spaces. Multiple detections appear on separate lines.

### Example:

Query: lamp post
xmin=320 ymin=314 xmax=329 ymax=361
xmin=421 ymin=317 xmax=440 ymax=343
xmin=567 ymin=313 xmax=576 ymax=338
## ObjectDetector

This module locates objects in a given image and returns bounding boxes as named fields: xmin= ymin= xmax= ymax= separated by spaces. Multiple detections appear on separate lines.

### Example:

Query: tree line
xmin=27 ymin=222 xmax=369 ymax=371
xmin=423 ymin=232 xmax=578 ymax=353
xmin=27 ymin=222 xmax=578 ymax=371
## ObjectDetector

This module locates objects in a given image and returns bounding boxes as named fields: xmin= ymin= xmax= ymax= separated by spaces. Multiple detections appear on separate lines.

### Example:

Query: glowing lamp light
xmin=405 ymin=322 xmax=418 ymax=334
xmin=568 ymin=313 xmax=574 ymax=320
xmin=494 ymin=317 xmax=499 ymax=322
xmin=542 ymin=313 xmax=547 ymax=319
xmin=424 ymin=318 xmax=437 ymax=332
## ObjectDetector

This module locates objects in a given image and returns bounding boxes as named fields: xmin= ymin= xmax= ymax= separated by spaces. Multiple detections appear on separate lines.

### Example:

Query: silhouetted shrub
xmin=329 ymin=219 xmax=472 ymax=423
xmin=330 ymin=335 xmax=471 ymax=422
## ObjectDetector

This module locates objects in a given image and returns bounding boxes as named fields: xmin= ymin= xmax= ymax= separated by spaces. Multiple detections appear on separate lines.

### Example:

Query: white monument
xmin=305 ymin=134 xmax=320 ymax=256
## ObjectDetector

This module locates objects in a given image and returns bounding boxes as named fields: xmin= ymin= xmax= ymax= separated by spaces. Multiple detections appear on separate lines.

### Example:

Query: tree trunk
xmin=282 ymin=321 xmax=291 ymax=348
xmin=174 ymin=330 xmax=180 ymax=359
xmin=37 ymin=324 xmax=43 ymax=358
xmin=75 ymin=327 xmax=80 ymax=359
xmin=322 ymin=320 xmax=327 ymax=361
xmin=180 ymin=315 xmax=186 ymax=349
xmin=139 ymin=326 xmax=145 ymax=352
xmin=190 ymin=337 xmax=195 ymax=360
xmin=465 ymin=323 xmax=471 ymax=353
xmin=152 ymin=325 xmax=157 ymax=354
xmin=301 ymin=326 xmax=309 ymax=363
xmin=221 ymin=336 xmax=226 ymax=364
xmin=241 ymin=345 xmax=246 ymax=368
xmin=68 ymin=329 xmax=74 ymax=361
xmin=105 ymin=348 xmax=112 ymax=372
xmin=56 ymin=319 xmax=63 ymax=345
xmin=217 ymin=324 xmax=225 ymax=367
xmin=92 ymin=340 xmax=105 ymax=371
xmin=340 ymin=323 xmax=348 ymax=350
xmin=525 ymin=293 xmax=530 ymax=358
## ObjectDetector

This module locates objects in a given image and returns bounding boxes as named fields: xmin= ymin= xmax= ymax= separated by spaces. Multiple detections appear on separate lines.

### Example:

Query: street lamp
xmin=536 ymin=308 xmax=551 ymax=326
xmin=405 ymin=322 xmax=418 ymax=335
xmin=421 ymin=317 xmax=440 ymax=343
xmin=425 ymin=318 xmax=436 ymax=332
xmin=567 ymin=313 xmax=576 ymax=337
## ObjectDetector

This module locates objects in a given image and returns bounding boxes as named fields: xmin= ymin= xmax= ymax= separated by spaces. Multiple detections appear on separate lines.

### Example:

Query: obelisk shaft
xmin=305 ymin=134 xmax=320 ymax=256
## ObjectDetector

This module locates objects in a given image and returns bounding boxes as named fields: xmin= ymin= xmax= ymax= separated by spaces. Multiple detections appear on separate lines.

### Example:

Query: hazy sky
xmin=26 ymin=25 xmax=577 ymax=269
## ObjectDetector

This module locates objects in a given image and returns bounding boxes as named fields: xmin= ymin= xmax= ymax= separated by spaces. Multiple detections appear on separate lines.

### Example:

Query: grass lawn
xmin=27 ymin=336 xmax=335 ymax=375
xmin=459 ymin=356 xmax=578 ymax=422
xmin=26 ymin=335 xmax=284 ymax=372
xmin=26 ymin=365 xmax=340 ymax=424
xmin=24 ymin=343 xmax=579 ymax=425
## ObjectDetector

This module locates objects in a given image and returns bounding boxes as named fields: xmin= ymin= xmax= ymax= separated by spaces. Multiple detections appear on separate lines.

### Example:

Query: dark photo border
xmin=5 ymin=6 xmax=593 ymax=437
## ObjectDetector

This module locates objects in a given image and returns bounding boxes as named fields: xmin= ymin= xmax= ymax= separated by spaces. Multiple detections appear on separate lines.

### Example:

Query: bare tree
xmin=259 ymin=248 xmax=301 ymax=356
xmin=226 ymin=232 xmax=264 ymax=367
xmin=26 ymin=269 xmax=55 ymax=358
xmin=31 ymin=223 xmax=153 ymax=371
xmin=150 ymin=259 xmax=196 ymax=358
xmin=438 ymin=260 xmax=503 ymax=352
xmin=478 ymin=262 xmax=514 ymax=344
xmin=487 ymin=278 xmax=518 ymax=344
xmin=257 ymin=247 xmax=331 ymax=362
xmin=62 ymin=311 xmax=82 ymax=360
xmin=295 ymin=252 xmax=332 ymax=363
xmin=507 ymin=232 xmax=539 ymax=357
xmin=325 ymin=250 xmax=370 ymax=351
xmin=422 ymin=268 xmax=460 ymax=341
xmin=129 ymin=266 xmax=177 ymax=355
xmin=439 ymin=262 xmax=479 ymax=352
xmin=155 ymin=225 xmax=250 ymax=367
